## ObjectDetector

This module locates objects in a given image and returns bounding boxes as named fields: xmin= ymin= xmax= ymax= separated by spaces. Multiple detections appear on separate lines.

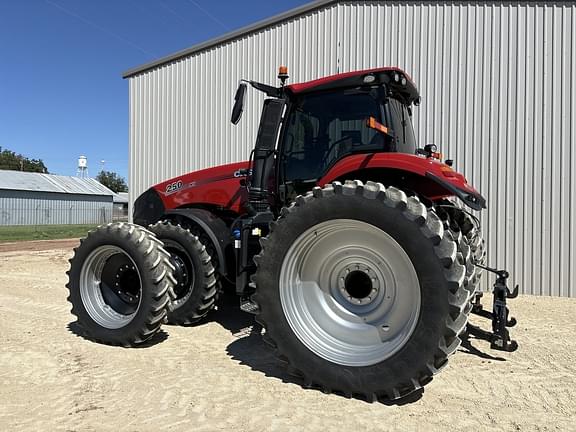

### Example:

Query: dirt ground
xmin=0 ymin=238 xmax=80 ymax=253
xmin=0 ymin=243 xmax=575 ymax=432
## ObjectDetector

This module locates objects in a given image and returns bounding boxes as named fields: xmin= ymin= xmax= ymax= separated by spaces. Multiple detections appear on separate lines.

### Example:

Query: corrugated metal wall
xmin=128 ymin=1 xmax=576 ymax=296
xmin=0 ymin=190 xmax=113 ymax=225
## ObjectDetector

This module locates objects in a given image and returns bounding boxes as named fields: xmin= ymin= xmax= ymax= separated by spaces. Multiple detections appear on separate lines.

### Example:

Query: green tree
xmin=96 ymin=170 xmax=128 ymax=193
xmin=0 ymin=147 xmax=49 ymax=173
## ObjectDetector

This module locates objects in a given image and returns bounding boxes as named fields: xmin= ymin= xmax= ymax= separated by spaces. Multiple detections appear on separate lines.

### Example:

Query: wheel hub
xmin=169 ymin=253 xmax=190 ymax=297
xmin=114 ymin=264 xmax=140 ymax=305
xmin=338 ymin=266 xmax=380 ymax=306
xmin=162 ymin=241 xmax=195 ymax=306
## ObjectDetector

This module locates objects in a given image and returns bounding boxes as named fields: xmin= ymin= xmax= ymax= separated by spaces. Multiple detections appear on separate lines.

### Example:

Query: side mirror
xmin=231 ymin=83 xmax=247 ymax=125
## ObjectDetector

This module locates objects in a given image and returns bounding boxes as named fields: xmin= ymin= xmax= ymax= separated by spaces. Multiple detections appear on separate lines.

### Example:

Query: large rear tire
xmin=252 ymin=181 xmax=470 ymax=401
xmin=440 ymin=202 xmax=486 ymax=295
xmin=149 ymin=221 xmax=218 ymax=325
xmin=67 ymin=223 xmax=175 ymax=346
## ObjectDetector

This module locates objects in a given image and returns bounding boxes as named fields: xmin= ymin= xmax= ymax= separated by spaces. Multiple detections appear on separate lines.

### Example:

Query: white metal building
xmin=124 ymin=0 xmax=576 ymax=297
xmin=0 ymin=170 xmax=114 ymax=225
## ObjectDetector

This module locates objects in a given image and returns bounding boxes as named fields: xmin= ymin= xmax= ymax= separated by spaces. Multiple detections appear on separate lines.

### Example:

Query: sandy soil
xmin=0 ymin=247 xmax=575 ymax=432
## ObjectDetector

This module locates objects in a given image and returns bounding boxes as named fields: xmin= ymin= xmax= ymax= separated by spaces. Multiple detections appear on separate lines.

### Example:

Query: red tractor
xmin=68 ymin=66 xmax=517 ymax=401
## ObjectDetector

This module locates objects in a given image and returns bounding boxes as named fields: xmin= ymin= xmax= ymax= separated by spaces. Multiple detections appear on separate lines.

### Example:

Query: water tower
xmin=77 ymin=156 xmax=88 ymax=178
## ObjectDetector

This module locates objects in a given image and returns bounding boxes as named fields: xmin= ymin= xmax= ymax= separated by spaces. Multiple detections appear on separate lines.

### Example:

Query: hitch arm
xmin=469 ymin=263 xmax=519 ymax=352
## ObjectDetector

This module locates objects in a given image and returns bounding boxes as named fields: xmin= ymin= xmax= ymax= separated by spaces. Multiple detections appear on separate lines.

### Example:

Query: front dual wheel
xmin=67 ymin=221 xmax=218 ymax=346
xmin=67 ymin=223 xmax=176 ymax=346
xmin=253 ymin=181 xmax=470 ymax=400
xmin=148 ymin=221 xmax=218 ymax=325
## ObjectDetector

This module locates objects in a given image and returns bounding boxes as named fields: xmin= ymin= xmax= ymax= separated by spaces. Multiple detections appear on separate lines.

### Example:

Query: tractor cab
xmin=280 ymin=82 xmax=417 ymax=197
xmin=232 ymin=67 xmax=424 ymax=210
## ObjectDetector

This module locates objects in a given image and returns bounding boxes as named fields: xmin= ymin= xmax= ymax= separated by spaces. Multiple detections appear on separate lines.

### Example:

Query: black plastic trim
xmin=425 ymin=172 xmax=486 ymax=210
xmin=133 ymin=188 xmax=165 ymax=226
xmin=165 ymin=208 xmax=231 ymax=276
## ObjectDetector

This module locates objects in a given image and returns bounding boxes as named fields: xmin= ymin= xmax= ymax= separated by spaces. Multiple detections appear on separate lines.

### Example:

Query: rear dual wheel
xmin=253 ymin=181 xmax=470 ymax=400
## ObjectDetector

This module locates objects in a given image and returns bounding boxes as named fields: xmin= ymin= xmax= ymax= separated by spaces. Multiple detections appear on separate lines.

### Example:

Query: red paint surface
xmin=318 ymin=153 xmax=480 ymax=200
xmin=287 ymin=67 xmax=415 ymax=94
xmin=151 ymin=153 xmax=478 ymax=215
xmin=153 ymin=161 xmax=249 ymax=213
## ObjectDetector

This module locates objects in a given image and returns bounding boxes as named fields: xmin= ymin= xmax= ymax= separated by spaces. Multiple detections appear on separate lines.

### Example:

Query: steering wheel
xmin=322 ymin=136 xmax=353 ymax=167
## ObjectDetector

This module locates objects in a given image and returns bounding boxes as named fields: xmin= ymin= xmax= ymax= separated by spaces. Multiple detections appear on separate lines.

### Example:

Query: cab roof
xmin=285 ymin=67 xmax=420 ymax=105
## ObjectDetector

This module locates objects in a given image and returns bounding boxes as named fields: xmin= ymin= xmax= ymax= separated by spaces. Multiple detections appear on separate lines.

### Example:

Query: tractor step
xmin=468 ymin=265 xmax=519 ymax=352
xmin=240 ymin=296 xmax=260 ymax=314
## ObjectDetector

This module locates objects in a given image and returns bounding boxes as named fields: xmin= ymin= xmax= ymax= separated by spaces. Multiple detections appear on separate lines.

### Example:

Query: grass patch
xmin=0 ymin=224 xmax=98 ymax=243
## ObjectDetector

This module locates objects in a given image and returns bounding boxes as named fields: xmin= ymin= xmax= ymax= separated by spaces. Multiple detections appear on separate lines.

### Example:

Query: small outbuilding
xmin=0 ymin=170 xmax=115 ymax=226
xmin=113 ymin=192 xmax=129 ymax=221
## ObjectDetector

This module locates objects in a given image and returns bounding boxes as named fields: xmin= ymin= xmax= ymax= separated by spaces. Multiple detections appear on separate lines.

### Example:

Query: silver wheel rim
xmin=279 ymin=219 xmax=421 ymax=367
xmin=79 ymin=245 xmax=142 ymax=329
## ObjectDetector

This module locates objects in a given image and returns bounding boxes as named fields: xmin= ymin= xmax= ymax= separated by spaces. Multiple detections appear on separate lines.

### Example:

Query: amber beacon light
xmin=278 ymin=65 xmax=289 ymax=85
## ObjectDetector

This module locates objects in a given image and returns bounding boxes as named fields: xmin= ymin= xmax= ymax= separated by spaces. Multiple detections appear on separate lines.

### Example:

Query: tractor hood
xmin=133 ymin=161 xmax=249 ymax=226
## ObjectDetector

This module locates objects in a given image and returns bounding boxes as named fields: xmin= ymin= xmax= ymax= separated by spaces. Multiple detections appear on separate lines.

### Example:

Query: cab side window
xmin=282 ymin=91 xmax=382 ymax=182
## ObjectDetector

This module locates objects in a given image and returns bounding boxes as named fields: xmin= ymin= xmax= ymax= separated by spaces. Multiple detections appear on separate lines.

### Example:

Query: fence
xmin=113 ymin=203 xmax=129 ymax=222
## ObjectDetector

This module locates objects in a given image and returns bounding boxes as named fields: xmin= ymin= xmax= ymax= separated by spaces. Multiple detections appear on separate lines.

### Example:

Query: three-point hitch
xmin=468 ymin=264 xmax=519 ymax=352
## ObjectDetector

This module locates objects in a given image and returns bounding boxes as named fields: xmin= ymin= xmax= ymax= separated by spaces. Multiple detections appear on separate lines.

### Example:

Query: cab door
xmin=278 ymin=90 xmax=385 ymax=202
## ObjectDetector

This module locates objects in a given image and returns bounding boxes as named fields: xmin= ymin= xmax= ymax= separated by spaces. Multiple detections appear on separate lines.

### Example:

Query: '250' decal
xmin=165 ymin=180 xmax=183 ymax=194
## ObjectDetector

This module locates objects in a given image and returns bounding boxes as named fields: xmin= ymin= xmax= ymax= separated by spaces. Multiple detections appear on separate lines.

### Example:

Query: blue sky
xmin=0 ymin=0 xmax=309 ymax=180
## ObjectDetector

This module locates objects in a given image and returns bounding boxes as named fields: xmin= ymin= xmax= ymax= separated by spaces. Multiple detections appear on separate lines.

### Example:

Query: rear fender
xmin=318 ymin=153 xmax=486 ymax=210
